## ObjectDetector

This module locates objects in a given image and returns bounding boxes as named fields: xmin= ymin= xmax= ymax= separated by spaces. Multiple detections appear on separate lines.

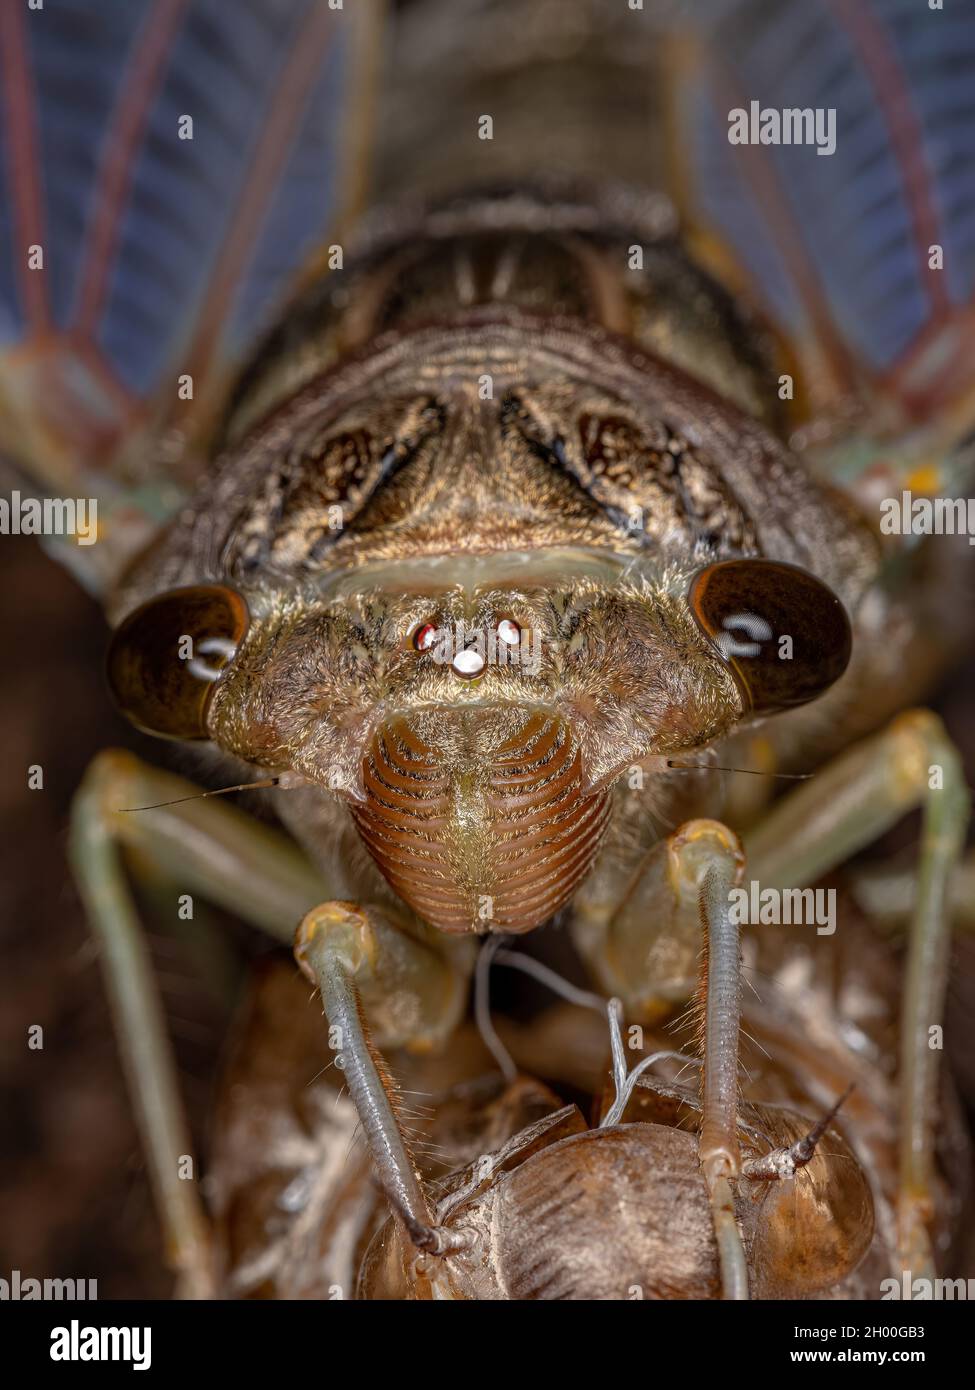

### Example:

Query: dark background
xmin=0 ymin=538 xmax=222 ymax=1297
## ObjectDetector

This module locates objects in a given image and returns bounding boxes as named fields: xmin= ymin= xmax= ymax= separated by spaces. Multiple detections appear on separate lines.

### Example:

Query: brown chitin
xmin=195 ymin=559 xmax=743 ymax=931
xmin=113 ymin=185 xmax=879 ymax=940
xmin=127 ymin=188 xmax=865 ymax=598
xmin=352 ymin=709 xmax=611 ymax=933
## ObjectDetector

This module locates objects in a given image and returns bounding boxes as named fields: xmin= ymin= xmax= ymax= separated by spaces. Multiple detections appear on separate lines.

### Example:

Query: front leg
xmin=295 ymin=903 xmax=473 ymax=1255
xmin=571 ymin=818 xmax=752 ymax=1297
xmin=574 ymin=710 xmax=967 ymax=1279
xmin=70 ymin=750 xmax=471 ymax=1294
xmin=571 ymin=816 xmax=745 ymax=1018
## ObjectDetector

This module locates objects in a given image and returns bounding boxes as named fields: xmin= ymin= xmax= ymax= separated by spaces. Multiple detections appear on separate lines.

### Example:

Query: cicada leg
xmin=573 ymin=711 xmax=966 ymax=1284
xmin=573 ymin=818 xmax=752 ymax=1297
xmin=69 ymin=749 xmax=472 ymax=1293
xmin=696 ymin=843 xmax=751 ymax=1301
xmin=743 ymin=710 xmax=969 ymax=1280
xmin=294 ymin=903 xmax=473 ymax=1256
xmin=850 ymin=854 xmax=975 ymax=932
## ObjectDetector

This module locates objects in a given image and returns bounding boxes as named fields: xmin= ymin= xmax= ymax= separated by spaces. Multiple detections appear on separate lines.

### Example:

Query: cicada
xmin=3 ymin=0 xmax=974 ymax=1300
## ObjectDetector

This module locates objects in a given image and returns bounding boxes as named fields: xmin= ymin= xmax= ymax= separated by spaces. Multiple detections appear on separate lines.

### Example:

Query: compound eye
xmin=107 ymin=585 xmax=249 ymax=740
xmin=687 ymin=560 xmax=851 ymax=714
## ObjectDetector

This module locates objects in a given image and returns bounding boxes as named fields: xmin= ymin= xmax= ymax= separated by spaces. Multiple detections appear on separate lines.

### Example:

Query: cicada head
xmin=108 ymin=302 xmax=861 ymax=936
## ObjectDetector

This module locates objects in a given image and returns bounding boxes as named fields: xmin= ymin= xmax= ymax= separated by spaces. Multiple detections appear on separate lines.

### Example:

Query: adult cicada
xmin=2 ymin=0 xmax=974 ymax=1302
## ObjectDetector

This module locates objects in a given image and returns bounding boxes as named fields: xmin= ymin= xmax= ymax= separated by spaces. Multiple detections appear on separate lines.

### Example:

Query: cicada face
xmin=106 ymin=205 xmax=868 ymax=935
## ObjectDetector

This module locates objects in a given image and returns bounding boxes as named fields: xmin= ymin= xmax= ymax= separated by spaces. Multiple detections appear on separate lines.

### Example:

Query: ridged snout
xmin=351 ymin=706 xmax=611 ymax=933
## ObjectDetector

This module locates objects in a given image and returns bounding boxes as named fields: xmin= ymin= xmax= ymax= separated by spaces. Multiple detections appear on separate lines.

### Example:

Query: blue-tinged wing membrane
xmin=669 ymin=0 xmax=975 ymax=483
xmin=4 ymin=0 xmax=973 ymax=572
xmin=0 ymin=0 xmax=370 ymax=575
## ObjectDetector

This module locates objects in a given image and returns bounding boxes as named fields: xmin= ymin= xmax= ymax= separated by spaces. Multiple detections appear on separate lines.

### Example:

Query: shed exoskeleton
xmin=204 ymin=886 xmax=968 ymax=1302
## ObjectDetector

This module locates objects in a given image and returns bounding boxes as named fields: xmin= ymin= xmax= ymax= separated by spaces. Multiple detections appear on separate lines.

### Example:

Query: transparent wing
xmin=0 ymin=0 xmax=383 ymax=588
xmin=665 ymin=0 xmax=975 ymax=501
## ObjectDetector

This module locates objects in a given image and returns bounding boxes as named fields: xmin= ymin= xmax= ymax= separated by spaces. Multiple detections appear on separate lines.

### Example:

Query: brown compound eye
xmin=107 ymin=585 xmax=249 ymax=740
xmin=687 ymin=560 xmax=851 ymax=714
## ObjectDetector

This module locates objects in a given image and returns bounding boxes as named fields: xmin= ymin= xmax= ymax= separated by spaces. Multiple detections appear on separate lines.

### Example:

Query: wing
xmin=663 ymin=0 xmax=975 ymax=505
xmin=0 ymin=0 xmax=384 ymax=590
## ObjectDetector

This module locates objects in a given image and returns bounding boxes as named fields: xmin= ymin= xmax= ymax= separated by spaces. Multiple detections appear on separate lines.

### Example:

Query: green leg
xmin=573 ymin=818 xmax=751 ymax=1298
xmin=295 ymin=902 xmax=472 ymax=1254
xmin=70 ymin=750 xmax=470 ymax=1292
xmin=73 ymin=753 xmax=336 ymax=946
xmin=744 ymin=710 xmax=969 ymax=1277
xmin=697 ymin=847 xmax=751 ymax=1301
xmin=573 ymin=710 xmax=967 ymax=1280
xmin=849 ymin=854 xmax=975 ymax=932
xmin=571 ymin=816 xmax=745 ymax=1019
